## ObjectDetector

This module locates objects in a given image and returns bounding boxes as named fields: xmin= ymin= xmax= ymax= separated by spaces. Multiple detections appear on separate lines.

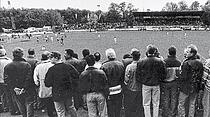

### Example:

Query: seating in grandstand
xmin=133 ymin=11 xmax=207 ymax=31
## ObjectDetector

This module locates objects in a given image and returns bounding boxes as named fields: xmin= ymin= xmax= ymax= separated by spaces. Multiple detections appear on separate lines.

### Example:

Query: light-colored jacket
xmin=34 ymin=60 xmax=54 ymax=98
xmin=0 ymin=56 xmax=12 ymax=83
xmin=124 ymin=61 xmax=141 ymax=91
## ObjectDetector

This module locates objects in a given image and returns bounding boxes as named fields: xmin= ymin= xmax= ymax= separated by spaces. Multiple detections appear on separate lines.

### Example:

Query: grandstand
xmin=133 ymin=11 xmax=206 ymax=31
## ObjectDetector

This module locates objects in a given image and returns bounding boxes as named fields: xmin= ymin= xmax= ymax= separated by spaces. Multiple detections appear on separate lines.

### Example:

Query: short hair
xmin=28 ymin=48 xmax=35 ymax=55
xmin=13 ymin=47 xmax=24 ymax=58
xmin=82 ymin=49 xmax=90 ymax=58
xmin=168 ymin=46 xmax=176 ymax=56
xmin=65 ymin=49 xmax=74 ymax=57
xmin=94 ymin=52 xmax=101 ymax=62
xmin=187 ymin=44 xmax=198 ymax=56
xmin=86 ymin=55 xmax=95 ymax=66
xmin=41 ymin=51 xmax=51 ymax=60
xmin=146 ymin=44 xmax=157 ymax=55
xmin=105 ymin=48 xmax=116 ymax=59
xmin=51 ymin=51 xmax=61 ymax=60
xmin=131 ymin=51 xmax=141 ymax=61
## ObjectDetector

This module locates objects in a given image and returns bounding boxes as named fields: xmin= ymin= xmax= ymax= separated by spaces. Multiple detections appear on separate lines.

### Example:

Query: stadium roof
xmin=133 ymin=11 xmax=205 ymax=17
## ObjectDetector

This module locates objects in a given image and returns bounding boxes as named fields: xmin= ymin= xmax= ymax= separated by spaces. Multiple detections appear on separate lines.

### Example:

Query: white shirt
xmin=33 ymin=60 xmax=54 ymax=98
xmin=0 ymin=56 xmax=12 ymax=83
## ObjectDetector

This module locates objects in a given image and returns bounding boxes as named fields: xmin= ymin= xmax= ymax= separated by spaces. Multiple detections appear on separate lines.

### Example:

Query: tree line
xmin=0 ymin=1 xmax=210 ymax=31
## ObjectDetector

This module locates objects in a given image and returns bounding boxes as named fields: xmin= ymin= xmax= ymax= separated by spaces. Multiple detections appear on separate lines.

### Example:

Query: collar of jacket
xmin=168 ymin=55 xmax=176 ymax=58
xmin=27 ymin=55 xmax=35 ymax=59
xmin=147 ymin=55 xmax=155 ymax=58
xmin=185 ymin=55 xmax=197 ymax=61
xmin=0 ymin=56 xmax=9 ymax=60
xmin=102 ymin=58 xmax=116 ymax=64
xmin=13 ymin=57 xmax=26 ymax=62
xmin=65 ymin=56 xmax=73 ymax=60
xmin=86 ymin=66 xmax=97 ymax=70
xmin=41 ymin=59 xmax=51 ymax=64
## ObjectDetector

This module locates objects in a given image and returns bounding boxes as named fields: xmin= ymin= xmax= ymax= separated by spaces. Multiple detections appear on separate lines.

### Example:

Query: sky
xmin=0 ymin=0 xmax=208 ymax=11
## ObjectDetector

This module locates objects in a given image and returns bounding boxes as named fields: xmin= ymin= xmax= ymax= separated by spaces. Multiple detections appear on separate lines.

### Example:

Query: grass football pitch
xmin=1 ymin=30 xmax=210 ymax=62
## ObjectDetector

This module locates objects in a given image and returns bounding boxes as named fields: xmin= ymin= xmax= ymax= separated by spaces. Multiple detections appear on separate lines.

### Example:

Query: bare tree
xmin=162 ymin=2 xmax=179 ymax=11
xmin=178 ymin=1 xmax=188 ymax=11
xmin=190 ymin=1 xmax=200 ymax=11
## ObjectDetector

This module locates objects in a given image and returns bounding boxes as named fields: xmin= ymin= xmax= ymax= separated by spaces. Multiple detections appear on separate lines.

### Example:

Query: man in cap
xmin=101 ymin=48 xmax=124 ymax=117
xmin=45 ymin=51 xmax=79 ymax=117
xmin=122 ymin=48 xmax=141 ymax=68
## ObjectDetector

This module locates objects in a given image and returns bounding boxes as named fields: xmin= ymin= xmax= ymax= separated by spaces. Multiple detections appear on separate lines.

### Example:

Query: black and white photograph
xmin=0 ymin=0 xmax=210 ymax=117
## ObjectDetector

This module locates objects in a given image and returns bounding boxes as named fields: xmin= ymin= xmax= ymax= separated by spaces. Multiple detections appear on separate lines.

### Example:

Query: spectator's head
xmin=50 ymin=51 xmax=61 ymax=64
xmin=105 ymin=48 xmax=116 ymax=60
xmin=168 ymin=46 xmax=176 ymax=56
xmin=86 ymin=55 xmax=95 ymax=66
xmin=41 ymin=51 xmax=51 ymax=61
xmin=13 ymin=47 xmax=24 ymax=58
xmin=82 ymin=49 xmax=90 ymax=58
xmin=94 ymin=52 xmax=101 ymax=62
xmin=64 ymin=49 xmax=74 ymax=60
xmin=131 ymin=49 xmax=140 ymax=61
xmin=184 ymin=44 xmax=198 ymax=58
xmin=28 ymin=48 xmax=35 ymax=55
xmin=146 ymin=44 xmax=157 ymax=57
xmin=0 ymin=49 xmax=6 ymax=57
xmin=130 ymin=48 xmax=139 ymax=55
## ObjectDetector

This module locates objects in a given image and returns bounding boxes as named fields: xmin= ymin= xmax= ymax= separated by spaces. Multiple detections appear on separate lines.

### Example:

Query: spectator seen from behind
xmin=45 ymin=51 xmax=79 ymax=117
xmin=4 ymin=47 xmax=34 ymax=117
xmin=101 ymin=48 xmax=124 ymax=117
xmin=162 ymin=46 xmax=181 ymax=117
xmin=124 ymin=49 xmax=144 ymax=117
xmin=79 ymin=55 xmax=108 ymax=117
xmin=33 ymin=51 xmax=56 ymax=117
xmin=136 ymin=45 xmax=166 ymax=117
xmin=0 ymin=48 xmax=12 ymax=113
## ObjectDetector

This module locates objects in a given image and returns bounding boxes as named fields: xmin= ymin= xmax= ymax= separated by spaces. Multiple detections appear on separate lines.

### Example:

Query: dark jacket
xmin=45 ymin=62 xmax=79 ymax=102
xmin=78 ymin=58 xmax=87 ymax=74
xmin=163 ymin=55 xmax=181 ymax=82
xmin=65 ymin=58 xmax=83 ymax=74
xmin=101 ymin=59 xmax=124 ymax=87
xmin=179 ymin=56 xmax=204 ymax=94
xmin=4 ymin=58 xmax=33 ymax=94
xmin=79 ymin=67 xmax=108 ymax=96
xmin=26 ymin=55 xmax=38 ymax=75
xmin=136 ymin=56 xmax=167 ymax=86
xmin=26 ymin=55 xmax=38 ymax=89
